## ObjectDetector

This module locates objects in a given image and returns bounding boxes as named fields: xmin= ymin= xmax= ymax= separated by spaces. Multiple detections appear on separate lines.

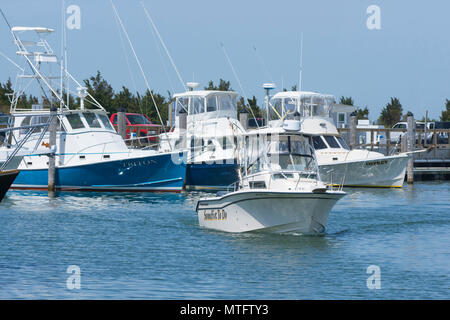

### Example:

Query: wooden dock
xmin=337 ymin=125 xmax=450 ymax=181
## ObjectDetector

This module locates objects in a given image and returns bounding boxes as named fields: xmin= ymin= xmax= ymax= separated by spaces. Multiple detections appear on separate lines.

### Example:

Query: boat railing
xmin=0 ymin=120 xmax=53 ymax=171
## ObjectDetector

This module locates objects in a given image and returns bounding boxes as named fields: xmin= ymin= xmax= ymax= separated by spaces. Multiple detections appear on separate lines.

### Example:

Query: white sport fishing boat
xmin=159 ymin=85 xmax=245 ymax=190
xmin=196 ymin=129 xmax=345 ymax=234
xmin=5 ymin=26 xmax=186 ymax=191
xmin=268 ymin=91 xmax=409 ymax=188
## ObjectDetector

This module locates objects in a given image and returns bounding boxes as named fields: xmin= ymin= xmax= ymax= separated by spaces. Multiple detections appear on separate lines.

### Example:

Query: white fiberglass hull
xmin=318 ymin=154 xmax=409 ymax=188
xmin=196 ymin=190 xmax=345 ymax=234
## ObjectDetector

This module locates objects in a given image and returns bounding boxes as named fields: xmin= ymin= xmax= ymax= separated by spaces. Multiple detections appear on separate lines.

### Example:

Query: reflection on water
xmin=0 ymin=182 xmax=448 ymax=299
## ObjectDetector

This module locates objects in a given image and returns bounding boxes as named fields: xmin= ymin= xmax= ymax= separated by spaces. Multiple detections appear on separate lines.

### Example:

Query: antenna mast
xmin=298 ymin=32 xmax=303 ymax=92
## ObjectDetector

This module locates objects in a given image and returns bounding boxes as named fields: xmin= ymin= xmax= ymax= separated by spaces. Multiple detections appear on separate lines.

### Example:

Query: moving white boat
xmin=196 ymin=129 xmax=345 ymax=234
xmin=267 ymin=91 xmax=409 ymax=188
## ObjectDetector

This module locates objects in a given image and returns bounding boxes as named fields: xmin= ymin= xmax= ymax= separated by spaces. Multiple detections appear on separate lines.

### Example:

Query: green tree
xmin=378 ymin=97 xmax=403 ymax=128
xmin=238 ymin=95 xmax=262 ymax=117
xmin=83 ymin=71 xmax=115 ymax=112
xmin=140 ymin=89 xmax=169 ymax=125
xmin=356 ymin=106 xmax=369 ymax=119
xmin=339 ymin=96 xmax=354 ymax=106
xmin=0 ymin=79 xmax=14 ymax=113
xmin=205 ymin=79 xmax=232 ymax=91
xmin=112 ymin=86 xmax=141 ymax=114
xmin=440 ymin=99 xmax=450 ymax=121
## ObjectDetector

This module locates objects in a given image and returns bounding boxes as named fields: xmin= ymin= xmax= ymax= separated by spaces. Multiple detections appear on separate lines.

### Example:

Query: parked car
xmin=390 ymin=121 xmax=426 ymax=144
xmin=110 ymin=113 xmax=161 ymax=143
xmin=426 ymin=121 xmax=450 ymax=144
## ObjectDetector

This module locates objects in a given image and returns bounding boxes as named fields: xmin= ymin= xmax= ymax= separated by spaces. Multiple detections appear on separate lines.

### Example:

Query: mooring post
xmin=407 ymin=112 xmax=415 ymax=184
xmin=239 ymin=109 xmax=248 ymax=131
xmin=349 ymin=112 xmax=357 ymax=150
xmin=48 ymin=106 xmax=57 ymax=192
xmin=117 ymin=107 xmax=126 ymax=140
xmin=178 ymin=108 xmax=187 ymax=148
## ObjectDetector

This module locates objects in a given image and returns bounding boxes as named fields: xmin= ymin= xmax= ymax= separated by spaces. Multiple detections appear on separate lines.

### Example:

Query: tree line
xmin=1 ymin=71 xmax=449 ymax=127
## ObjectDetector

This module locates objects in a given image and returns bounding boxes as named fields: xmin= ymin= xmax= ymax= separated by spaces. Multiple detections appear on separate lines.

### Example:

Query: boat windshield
xmin=247 ymin=135 xmax=316 ymax=174
xmin=299 ymin=95 xmax=333 ymax=117
xmin=269 ymin=97 xmax=298 ymax=120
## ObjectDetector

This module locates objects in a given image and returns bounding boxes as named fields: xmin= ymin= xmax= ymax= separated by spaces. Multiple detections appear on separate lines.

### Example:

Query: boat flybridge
xmin=7 ymin=26 xmax=186 ymax=191
xmin=159 ymin=85 xmax=246 ymax=190
xmin=196 ymin=126 xmax=345 ymax=234
xmin=265 ymin=91 xmax=409 ymax=188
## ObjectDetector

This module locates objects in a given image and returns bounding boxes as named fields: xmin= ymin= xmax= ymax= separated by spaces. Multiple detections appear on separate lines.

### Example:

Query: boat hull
xmin=0 ymin=169 xmax=20 ymax=202
xmin=196 ymin=190 xmax=344 ymax=234
xmin=185 ymin=161 xmax=239 ymax=190
xmin=12 ymin=151 xmax=187 ymax=192
xmin=318 ymin=154 xmax=409 ymax=188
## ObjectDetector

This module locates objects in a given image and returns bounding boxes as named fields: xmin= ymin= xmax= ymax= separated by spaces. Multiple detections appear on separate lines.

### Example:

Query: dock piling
xmin=117 ymin=107 xmax=126 ymax=140
xmin=407 ymin=113 xmax=415 ymax=184
xmin=349 ymin=113 xmax=357 ymax=150
xmin=239 ymin=109 xmax=248 ymax=131
xmin=48 ymin=106 xmax=57 ymax=191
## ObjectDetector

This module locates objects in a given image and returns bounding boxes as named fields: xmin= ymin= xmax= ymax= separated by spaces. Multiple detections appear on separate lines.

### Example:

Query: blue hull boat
xmin=185 ymin=161 xmax=239 ymax=190
xmin=13 ymin=151 xmax=187 ymax=192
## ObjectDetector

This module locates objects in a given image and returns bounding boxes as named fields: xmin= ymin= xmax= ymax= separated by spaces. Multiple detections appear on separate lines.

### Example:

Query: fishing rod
xmin=220 ymin=42 xmax=261 ymax=129
xmin=110 ymin=0 xmax=173 ymax=150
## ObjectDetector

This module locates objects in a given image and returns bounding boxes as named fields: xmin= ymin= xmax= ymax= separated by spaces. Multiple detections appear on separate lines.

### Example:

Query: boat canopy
xmin=269 ymin=91 xmax=336 ymax=120
xmin=172 ymin=90 xmax=238 ymax=116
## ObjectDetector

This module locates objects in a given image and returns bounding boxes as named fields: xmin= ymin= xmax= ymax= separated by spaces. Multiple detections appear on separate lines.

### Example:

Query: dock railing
xmin=337 ymin=127 xmax=450 ymax=156
xmin=113 ymin=124 xmax=163 ymax=149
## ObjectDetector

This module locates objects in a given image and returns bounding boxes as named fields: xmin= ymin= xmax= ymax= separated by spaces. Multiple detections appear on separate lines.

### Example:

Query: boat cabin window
xmin=284 ymin=98 xmax=297 ymax=117
xmin=207 ymin=96 xmax=217 ymax=112
xmin=312 ymin=136 xmax=327 ymax=150
xmin=269 ymin=98 xmax=283 ymax=120
xmin=249 ymin=181 xmax=266 ymax=189
xmin=272 ymin=153 xmax=314 ymax=171
xmin=300 ymin=96 xmax=332 ymax=117
xmin=190 ymin=97 xmax=205 ymax=114
xmin=272 ymin=173 xmax=294 ymax=179
xmin=20 ymin=115 xmax=65 ymax=134
xmin=323 ymin=135 xmax=340 ymax=148
xmin=176 ymin=97 xmax=189 ymax=114
xmin=267 ymin=136 xmax=314 ymax=171
xmin=336 ymin=136 xmax=349 ymax=150
xmin=98 ymin=114 xmax=114 ymax=130
xmin=83 ymin=113 xmax=101 ymax=128
xmin=66 ymin=113 xmax=85 ymax=130
xmin=219 ymin=95 xmax=236 ymax=110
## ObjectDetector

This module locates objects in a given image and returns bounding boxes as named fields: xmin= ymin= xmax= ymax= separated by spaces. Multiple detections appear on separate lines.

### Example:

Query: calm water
xmin=0 ymin=182 xmax=448 ymax=299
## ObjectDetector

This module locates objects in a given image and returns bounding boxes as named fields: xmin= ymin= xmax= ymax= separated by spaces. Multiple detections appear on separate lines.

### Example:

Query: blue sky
xmin=0 ymin=0 xmax=449 ymax=121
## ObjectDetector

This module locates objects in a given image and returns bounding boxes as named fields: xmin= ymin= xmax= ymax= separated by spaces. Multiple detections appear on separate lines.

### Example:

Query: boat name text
xmin=204 ymin=209 xmax=227 ymax=221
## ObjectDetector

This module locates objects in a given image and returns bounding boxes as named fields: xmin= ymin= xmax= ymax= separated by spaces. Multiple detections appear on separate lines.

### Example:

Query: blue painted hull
xmin=185 ymin=161 xmax=240 ymax=190
xmin=12 ymin=152 xmax=187 ymax=192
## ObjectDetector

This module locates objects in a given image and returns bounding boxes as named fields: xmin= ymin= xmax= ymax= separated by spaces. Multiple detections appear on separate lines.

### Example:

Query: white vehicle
xmin=196 ymin=129 xmax=345 ymax=234
xmin=261 ymin=91 xmax=410 ymax=188
xmin=390 ymin=121 xmax=426 ymax=144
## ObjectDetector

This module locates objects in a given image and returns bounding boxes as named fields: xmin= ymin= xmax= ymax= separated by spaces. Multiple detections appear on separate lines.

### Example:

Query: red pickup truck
xmin=110 ymin=113 xmax=161 ymax=142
